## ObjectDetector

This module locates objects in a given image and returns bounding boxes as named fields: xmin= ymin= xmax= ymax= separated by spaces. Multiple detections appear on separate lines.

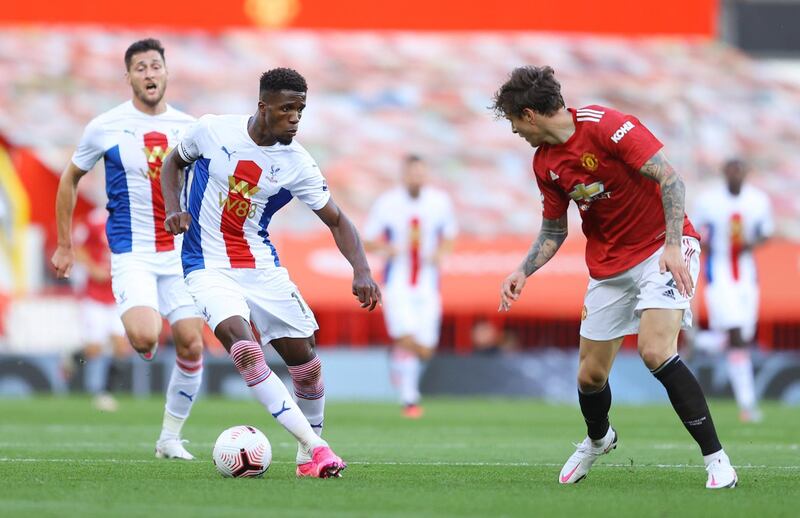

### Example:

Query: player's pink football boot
xmin=296 ymin=446 xmax=347 ymax=478
xmin=403 ymin=404 xmax=424 ymax=419
xmin=295 ymin=460 xmax=316 ymax=477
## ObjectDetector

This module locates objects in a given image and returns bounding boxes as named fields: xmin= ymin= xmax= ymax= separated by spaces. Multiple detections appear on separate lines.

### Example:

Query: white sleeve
xmin=362 ymin=196 xmax=388 ymax=242
xmin=440 ymin=194 xmax=458 ymax=240
xmin=290 ymin=159 xmax=331 ymax=211
xmin=71 ymin=119 xmax=105 ymax=172
xmin=176 ymin=117 xmax=207 ymax=163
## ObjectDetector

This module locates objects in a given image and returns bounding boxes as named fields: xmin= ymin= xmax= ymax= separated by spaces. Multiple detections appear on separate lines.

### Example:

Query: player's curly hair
xmin=260 ymin=68 xmax=308 ymax=97
xmin=492 ymin=66 xmax=565 ymax=118
xmin=124 ymin=38 xmax=165 ymax=70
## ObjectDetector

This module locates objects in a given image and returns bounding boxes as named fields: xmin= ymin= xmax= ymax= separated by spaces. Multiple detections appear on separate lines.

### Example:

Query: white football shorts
xmin=111 ymin=250 xmax=199 ymax=324
xmin=81 ymin=298 xmax=126 ymax=346
xmin=580 ymin=237 xmax=701 ymax=341
xmin=185 ymin=267 xmax=318 ymax=345
xmin=382 ymin=284 xmax=442 ymax=348
xmin=705 ymin=280 xmax=759 ymax=342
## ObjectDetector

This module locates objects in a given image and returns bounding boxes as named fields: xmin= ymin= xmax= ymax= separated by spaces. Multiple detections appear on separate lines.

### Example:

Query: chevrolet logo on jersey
xmin=569 ymin=182 xmax=605 ymax=201
xmin=228 ymin=176 xmax=261 ymax=199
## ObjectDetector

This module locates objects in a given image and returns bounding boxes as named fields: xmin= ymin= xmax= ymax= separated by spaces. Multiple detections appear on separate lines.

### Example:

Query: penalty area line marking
xmin=0 ymin=458 xmax=797 ymax=470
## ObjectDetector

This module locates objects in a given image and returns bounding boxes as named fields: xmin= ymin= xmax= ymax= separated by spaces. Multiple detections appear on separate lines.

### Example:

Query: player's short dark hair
xmin=723 ymin=158 xmax=746 ymax=171
xmin=404 ymin=154 xmax=423 ymax=165
xmin=124 ymin=38 xmax=165 ymax=70
xmin=260 ymin=68 xmax=308 ymax=98
xmin=492 ymin=66 xmax=565 ymax=118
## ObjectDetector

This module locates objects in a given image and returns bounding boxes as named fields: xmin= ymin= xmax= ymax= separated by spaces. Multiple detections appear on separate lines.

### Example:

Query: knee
xmin=638 ymin=343 xmax=672 ymax=371
xmin=176 ymin=335 xmax=204 ymax=362
xmin=126 ymin=329 xmax=159 ymax=352
xmin=577 ymin=365 xmax=608 ymax=392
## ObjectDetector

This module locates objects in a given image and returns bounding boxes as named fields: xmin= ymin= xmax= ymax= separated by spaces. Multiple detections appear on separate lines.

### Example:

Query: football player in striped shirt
xmin=160 ymin=67 xmax=381 ymax=478
xmin=363 ymin=154 xmax=457 ymax=418
xmin=693 ymin=159 xmax=773 ymax=423
xmin=53 ymin=39 xmax=205 ymax=460
xmin=493 ymin=66 xmax=737 ymax=489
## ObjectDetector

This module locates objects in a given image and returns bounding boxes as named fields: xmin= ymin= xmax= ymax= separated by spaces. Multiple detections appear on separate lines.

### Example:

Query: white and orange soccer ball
xmin=212 ymin=425 xmax=272 ymax=478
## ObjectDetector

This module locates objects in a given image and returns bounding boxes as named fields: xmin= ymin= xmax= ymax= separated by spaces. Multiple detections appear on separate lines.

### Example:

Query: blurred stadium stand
xmin=0 ymin=0 xmax=798 ymax=364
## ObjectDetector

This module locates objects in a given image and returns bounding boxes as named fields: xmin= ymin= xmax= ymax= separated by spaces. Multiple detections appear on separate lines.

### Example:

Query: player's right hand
xmin=352 ymin=270 xmax=382 ymax=311
xmin=499 ymin=269 xmax=528 ymax=312
xmin=164 ymin=211 xmax=192 ymax=235
xmin=51 ymin=245 xmax=75 ymax=279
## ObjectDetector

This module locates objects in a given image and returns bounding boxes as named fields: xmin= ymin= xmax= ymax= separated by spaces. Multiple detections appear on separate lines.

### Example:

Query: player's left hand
xmin=164 ymin=211 xmax=192 ymax=235
xmin=499 ymin=269 xmax=528 ymax=311
xmin=659 ymin=244 xmax=693 ymax=297
xmin=353 ymin=270 xmax=382 ymax=311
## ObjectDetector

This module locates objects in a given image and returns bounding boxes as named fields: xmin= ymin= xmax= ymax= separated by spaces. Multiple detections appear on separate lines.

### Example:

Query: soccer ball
xmin=212 ymin=425 xmax=272 ymax=478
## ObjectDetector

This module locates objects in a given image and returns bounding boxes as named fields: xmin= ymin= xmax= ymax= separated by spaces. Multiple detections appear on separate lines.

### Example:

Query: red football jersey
xmin=74 ymin=209 xmax=115 ymax=303
xmin=533 ymin=105 xmax=699 ymax=279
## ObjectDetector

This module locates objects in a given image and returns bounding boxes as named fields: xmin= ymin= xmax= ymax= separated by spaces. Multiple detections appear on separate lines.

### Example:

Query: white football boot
xmin=155 ymin=438 xmax=195 ymax=460
xmin=559 ymin=426 xmax=617 ymax=484
xmin=705 ymin=451 xmax=737 ymax=489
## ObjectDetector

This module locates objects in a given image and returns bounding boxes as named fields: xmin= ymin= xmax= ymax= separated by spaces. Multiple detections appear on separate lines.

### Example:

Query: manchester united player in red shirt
xmin=494 ymin=66 xmax=736 ymax=489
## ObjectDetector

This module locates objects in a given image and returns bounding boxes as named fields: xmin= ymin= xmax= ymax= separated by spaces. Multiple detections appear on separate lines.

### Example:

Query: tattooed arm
xmin=639 ymin=150 xmax=693 ymax=296
xmin=639 ymin=150 xmax=685 ymax=247
xmin=499 ymin=214 xmax=568 ymax=311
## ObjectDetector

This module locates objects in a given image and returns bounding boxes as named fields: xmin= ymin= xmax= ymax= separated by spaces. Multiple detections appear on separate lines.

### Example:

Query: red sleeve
xmin=532 ymin=154 xmax=569 ymax=220
xmin=599 ymin=108 xmax=663 ymax=171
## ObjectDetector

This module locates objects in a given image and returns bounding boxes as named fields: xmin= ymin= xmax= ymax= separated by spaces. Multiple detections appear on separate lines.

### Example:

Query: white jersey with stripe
xmin=177 ymin=114 xmax=330 ymax=275
xmin=363 ymin=186 xmax=457 ymax=292
xmin=693 ymin=183 xmax=773 ymax=286
xmin=71 ymin=101 xmax=195 ymax=254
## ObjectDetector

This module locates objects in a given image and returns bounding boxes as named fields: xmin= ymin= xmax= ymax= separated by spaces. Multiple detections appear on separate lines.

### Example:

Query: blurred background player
xmin=161 ymin=67 xmax=381 ymax=478
xmin=364 ymin=155 xmax=457 ymax=418
xmin=51 ymin=39 xmax=205 ymax=459
xmin=693 ymin=158 xmax=774 ymax=423
xmin=71 ymin=208 xmax=128 ymax=412
xmin=495 ymin=66 xmax=737 ymax=489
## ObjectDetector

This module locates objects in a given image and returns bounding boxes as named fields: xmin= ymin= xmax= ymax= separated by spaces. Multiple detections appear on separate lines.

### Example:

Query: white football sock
xmin=288 ymin=356 xmax=325 ymax=434
xmin=296 ymin=396 xmax=325 ymax=436
xmin=391 ymin=348 xmax=421 ymax=406
xmin=288 ymin=357 xmax=326 ymax=464
xmin=251 ymin=373 xmax=326 ymax=451
xmin=727 ymin=349 xmax=757 ymax=411
xmin=230 ymin=340 xmax=324 ymax=452
xmin=294 ymin=396 xmax=326 ymax=464
xmin=160 ymin=358 xmax=203 ymax=441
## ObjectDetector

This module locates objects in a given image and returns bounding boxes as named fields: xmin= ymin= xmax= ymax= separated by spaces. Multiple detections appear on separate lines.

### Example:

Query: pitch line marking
xmin=0 ymin=458 xmax=797 ymax=470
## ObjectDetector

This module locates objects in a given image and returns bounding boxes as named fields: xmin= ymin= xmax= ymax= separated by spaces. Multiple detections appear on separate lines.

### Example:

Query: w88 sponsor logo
xmin=218 ymin=161 xmax=263 ymax=219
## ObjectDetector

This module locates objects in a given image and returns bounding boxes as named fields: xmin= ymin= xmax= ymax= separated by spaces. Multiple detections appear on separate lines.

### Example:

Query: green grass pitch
xmin=1 ymin=396 xmax=797 ymax=517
